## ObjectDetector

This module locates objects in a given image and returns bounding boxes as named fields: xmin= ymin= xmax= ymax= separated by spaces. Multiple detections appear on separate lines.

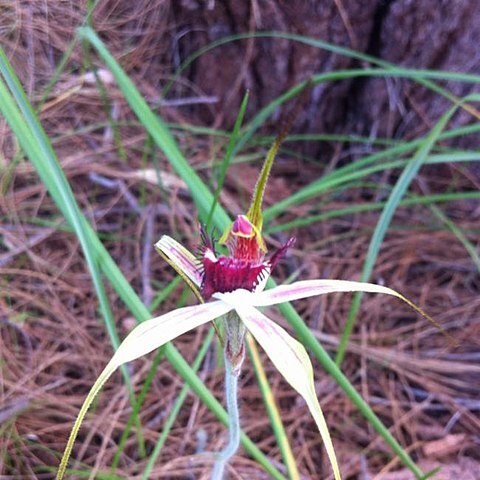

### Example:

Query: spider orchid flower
xmin=57 ymin=122 xmax=444 ymax=480
xmin=152 ymin=216 xmax=438 ymax=480
xmin=57 ymin=212 xmax=436 ymax=480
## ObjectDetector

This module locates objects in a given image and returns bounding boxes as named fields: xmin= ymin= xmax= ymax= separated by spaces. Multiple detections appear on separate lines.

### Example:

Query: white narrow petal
xmin=251 ymin=279 xmax=414 ymax=307
xmin=155 ymin=235 xmax=203 ymax=287
xmin=56 ymin=300 xmax=232 ymax=480
xmin=247 ymin=279 xmax=450 ymax=337
xmin=236 ymin=305 xmax=342 ymax=480
xmin=112 ymin=300 xmax=232 ymax=364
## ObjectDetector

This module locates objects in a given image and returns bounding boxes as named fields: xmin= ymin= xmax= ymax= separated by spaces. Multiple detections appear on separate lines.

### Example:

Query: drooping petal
xmin=235 ymin=305 xmax=342 ymax=480
xmin=155 ymin=235 xmax=203 ymax=299
xmin=56 ymin=300 xmax=232 ymax=480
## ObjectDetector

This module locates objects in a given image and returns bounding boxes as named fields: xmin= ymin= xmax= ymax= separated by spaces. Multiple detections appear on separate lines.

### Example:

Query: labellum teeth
xmin=201 ymin=253 xmax=269 ymax=300
xmin=200 ymin=237 xmax=294 ymax=299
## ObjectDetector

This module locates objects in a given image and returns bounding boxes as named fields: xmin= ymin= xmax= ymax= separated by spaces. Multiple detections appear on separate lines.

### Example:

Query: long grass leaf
xmin=167 ymin=31 xmax=480 ymax=89
xmin=0 ymin=45 xmax=148 ymax=456
xmin=166 ymin=31 xmax=480 ymax=129
xmin=335 ymin=100 xmax=470 ymax=366
xmin=429 ymin=204 xmax=480 ymax=272
xmin=161 ymin=31 xmax=480 ymax=160
xmin=0 ymin=49 xmax=122 ymax=355
xmin=267 ymin=192 xmax=480 ymax=234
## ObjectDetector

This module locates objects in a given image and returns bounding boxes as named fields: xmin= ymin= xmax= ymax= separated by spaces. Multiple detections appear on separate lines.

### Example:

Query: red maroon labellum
xmin=199 ymin=224 xmax=295 ymax=300
xmin=201 ymin=252 xmax=269 ymax=300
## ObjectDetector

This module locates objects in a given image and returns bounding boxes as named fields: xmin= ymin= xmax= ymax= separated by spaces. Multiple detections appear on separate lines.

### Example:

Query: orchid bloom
xmin=56 ymin=211 xmax=436 ymax=480
xmin=57 ymin=127 xmax=442 ymax=480
xmin=153 ymin=216 xmax=436 ymax=480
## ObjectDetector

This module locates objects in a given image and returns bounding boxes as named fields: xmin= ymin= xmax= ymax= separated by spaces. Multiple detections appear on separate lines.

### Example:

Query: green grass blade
xmin=429 ymin=204 xmax=480 ymax=272
xmin=267 ymin=191 xmax=480 ymax=234
xmin=167 ymin=31 xmax=480 ymax=88
xmin=0 ymin=45 xmax=147 ymax=456
xmin=0 ymin=48 xmax=121 ymax=353
xmin=206 ymin=91 xmax=249 ymax=229
xmin=335 ymin=102 xmax=465 ymax=366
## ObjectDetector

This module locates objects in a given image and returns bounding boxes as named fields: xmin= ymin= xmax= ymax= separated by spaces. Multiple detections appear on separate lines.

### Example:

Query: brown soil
xmin=1 ymin=1 xmax=479 ymax=479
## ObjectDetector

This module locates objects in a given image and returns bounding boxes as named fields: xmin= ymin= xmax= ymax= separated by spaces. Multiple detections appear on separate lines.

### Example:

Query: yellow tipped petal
xmin=236 ymin=305 xmax=342 ymax=480
xmin=155 ymin=235 xmax=202 ymax=287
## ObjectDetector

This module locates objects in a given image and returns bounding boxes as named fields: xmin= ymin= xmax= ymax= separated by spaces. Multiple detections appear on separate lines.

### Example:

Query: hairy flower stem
xmin=212 ymin=316 xmax=245 ymax=479
xmin=211 ymin=355 xmax=242 ymax=480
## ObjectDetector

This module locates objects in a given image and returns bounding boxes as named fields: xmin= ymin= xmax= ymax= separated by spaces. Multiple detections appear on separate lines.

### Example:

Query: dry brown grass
xmin=1 ymin=2 xmax=479 ymax=479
